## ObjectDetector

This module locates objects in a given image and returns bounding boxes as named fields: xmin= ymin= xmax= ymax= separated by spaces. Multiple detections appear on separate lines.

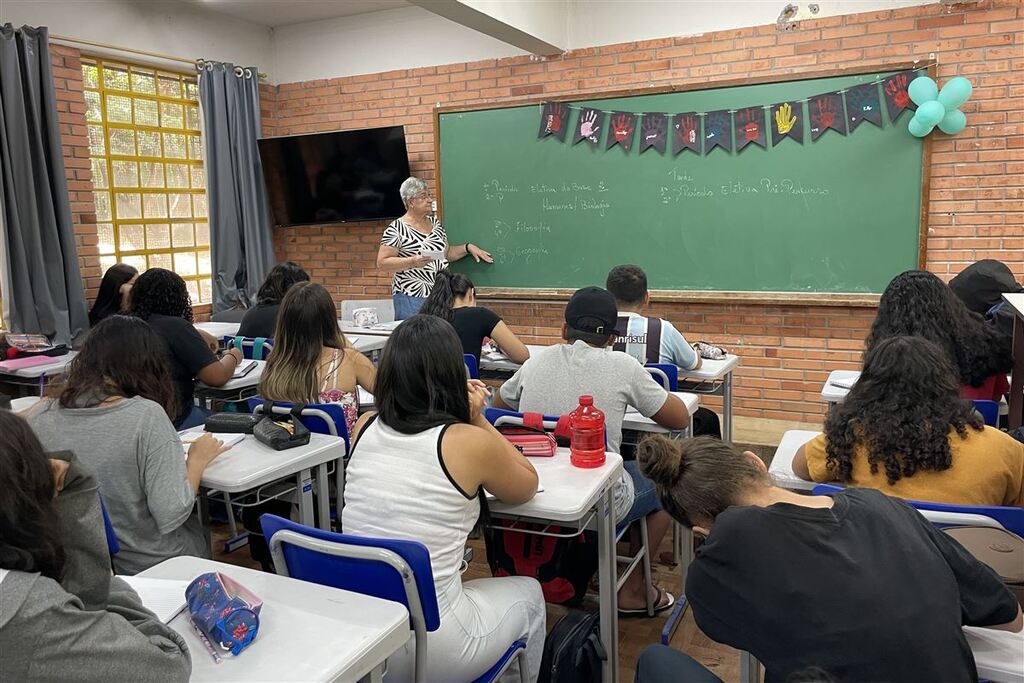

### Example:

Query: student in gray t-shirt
xmin=495 ymin=287 xmax=689 ymax=616
xmin=22 ymin=316 xmax=230 ymax=575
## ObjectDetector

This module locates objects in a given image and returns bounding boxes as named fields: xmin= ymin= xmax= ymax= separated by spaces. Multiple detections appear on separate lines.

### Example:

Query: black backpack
xmin=538 ymin=609 xmax=607 ymax=683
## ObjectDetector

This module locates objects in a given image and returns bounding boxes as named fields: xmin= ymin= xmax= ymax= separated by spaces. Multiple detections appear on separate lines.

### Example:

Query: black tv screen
xmin=258 ymin=126 xmax=411 ymax=226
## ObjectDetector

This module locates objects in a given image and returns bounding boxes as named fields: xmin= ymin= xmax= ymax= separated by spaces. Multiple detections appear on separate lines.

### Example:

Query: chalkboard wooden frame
xmin=434 ymin=60 xmax=936 ymax=306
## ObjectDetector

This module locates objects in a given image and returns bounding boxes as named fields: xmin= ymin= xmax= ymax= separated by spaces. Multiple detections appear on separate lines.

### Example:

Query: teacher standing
xmin=377 ymin=177 xmax=493 ymax=320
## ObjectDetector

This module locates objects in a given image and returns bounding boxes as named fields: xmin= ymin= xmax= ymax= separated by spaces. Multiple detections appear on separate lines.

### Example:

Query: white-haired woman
xmin=377 ymin=177 xmax=493 ymax=319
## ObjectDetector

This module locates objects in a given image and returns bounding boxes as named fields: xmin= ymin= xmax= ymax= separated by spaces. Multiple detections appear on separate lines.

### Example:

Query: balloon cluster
xmin=907 ymin=75 xmax=973 ymax=137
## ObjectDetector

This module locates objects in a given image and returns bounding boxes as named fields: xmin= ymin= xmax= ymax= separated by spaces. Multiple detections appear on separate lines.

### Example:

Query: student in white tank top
xmin=344 ymin=315 xmax=545 ymax=682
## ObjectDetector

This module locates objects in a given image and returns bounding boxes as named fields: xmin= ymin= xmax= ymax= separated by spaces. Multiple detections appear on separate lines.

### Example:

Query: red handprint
xmin=739 ymin=108 xmax=761 ymax=142
xmin=814 ymin=97 xmax=836 ymax=130
xmin=677 ymin=115 xmax=697 ymax=146
xmin=885 ymin=74 xmax=910 ymax=109
xmin=612 ymin=113 xmax=633 ymax=141
xmin=547 ymin=102 xmax=566 ymax=134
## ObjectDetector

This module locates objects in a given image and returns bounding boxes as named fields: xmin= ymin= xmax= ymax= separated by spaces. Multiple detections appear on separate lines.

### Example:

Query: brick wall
xmin=264 ymin=0 xmax=1023 ymax=423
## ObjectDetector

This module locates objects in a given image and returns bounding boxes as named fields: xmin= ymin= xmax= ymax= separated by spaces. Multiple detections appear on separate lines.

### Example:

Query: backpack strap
xmin=611 ymin=316 xmax=629 ymax=353
xmin=553 ymin=415 xmax=572 ymax=441
xmin=522 ymin=412 xmax=546 ymax=431
xmin=646 ymin=318 xmax=662 ymax=365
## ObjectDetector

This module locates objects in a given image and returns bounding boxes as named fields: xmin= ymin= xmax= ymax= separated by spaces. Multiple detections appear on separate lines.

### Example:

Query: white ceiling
xmin=180 ymin=0 xmax=411 ymax=28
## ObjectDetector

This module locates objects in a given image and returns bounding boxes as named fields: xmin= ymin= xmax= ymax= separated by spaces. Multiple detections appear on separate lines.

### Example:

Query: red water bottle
xmin=569 ymin=395 xmax=606 ymax=468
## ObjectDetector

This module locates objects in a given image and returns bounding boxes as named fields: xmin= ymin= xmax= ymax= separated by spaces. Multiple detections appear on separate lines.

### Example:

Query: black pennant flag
xmin=809 ymin=92 xmax=847 ymax=141
xmin=537 ymin=101 xmax=569 ymax=141
xmin=704 ymin=110 xmax=732 ymax=154
xmin=606 ymin=111 xmax=637 ymax=152
xmin=770 ymin=101 xmax=803 ymax=146
xmin=573 ymin=107 xmax=604 ymax=147
xmin=846 ymin=83 xmax=883 ymax=131
xmin=640 ymin=113 xmax=668 ymax=154
xmin=734 ymin=106 xmax=767 ymax=151
xmin=882 ymin=70 xmax=918 ymax=123
xmin=672 ymin=112 xmax=701 ymax=155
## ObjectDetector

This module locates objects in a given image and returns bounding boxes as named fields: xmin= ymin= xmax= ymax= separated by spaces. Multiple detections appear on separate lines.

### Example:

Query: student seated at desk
xmin=638 ymin=434 xmax=1023 ymax=683
xmin=421 ymin=269 xmax=530 ymax=366
xmin=868 ymin=269 xmax=1012 ymax=403
xmin=793 ymin=335 xmax=1024 ymax=507
xmin=606 ymin=264 xmax=700 ymax=371
xmin=344 ymin=315 xmax=545 ymax=682
xmin=88 ymin=263 xmax=138 ymax=326
xmin=261 ymin=281 xmax=375 ymax=436
xmin=130 ymin=268 xmax=243 ymax=428
xmin=0 ymin=412 xmax=191 ymax=682
xmin=237 ymin=261 xmax=310 ymax=339
xmin=23 ymin=316 xmax=231 ymax=574
xmin=949 ymin=258 xmax=1023 ymax=343
xmin=494 ymin=286 xmax=690 ymax=615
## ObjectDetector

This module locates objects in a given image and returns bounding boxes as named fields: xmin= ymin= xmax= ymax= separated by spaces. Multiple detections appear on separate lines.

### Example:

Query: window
xmin=81 ymin=58 xmax=212 ymax=304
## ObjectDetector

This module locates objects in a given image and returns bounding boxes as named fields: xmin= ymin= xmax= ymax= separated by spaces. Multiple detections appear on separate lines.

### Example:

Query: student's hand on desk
xmin=49 ymin=458 xmax=70 ymax=496
xmin=187 ymin=433 xmax=232 ymax=466
xmin=467 ymin=380 xmax=491 ymax=423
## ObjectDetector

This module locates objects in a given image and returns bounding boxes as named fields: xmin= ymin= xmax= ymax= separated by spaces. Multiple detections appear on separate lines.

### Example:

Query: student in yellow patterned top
xmin=794 ymin=335 xmax=1024 ymax=507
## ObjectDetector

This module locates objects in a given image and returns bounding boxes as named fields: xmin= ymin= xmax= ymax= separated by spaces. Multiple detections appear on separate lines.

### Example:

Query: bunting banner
xmin=771 ymin=101 xmax=803 ymax=145
xmin=672 ymin=112 xmax=701 ymax=155
xmin=809 ymin=92 xmax=847 ymax=140
xmin=640 ymin=113 xmax=668 ymax=154
xmin=734 ymin=106 xmax=767 ymax=151
xmin=882 ymin=70 xmax=918 ymax=122
xmin=573 ymin=107 xmax=604 ymax=146
xmin=705 ymin=110 xmax=732 ymax=153
xmin=606 ymin=111 xmax=637 ymax=152
xmin=846 ymin=82 xmax=883 ymax=131
xmin=537 ymin=101 xmax=569 ymax=141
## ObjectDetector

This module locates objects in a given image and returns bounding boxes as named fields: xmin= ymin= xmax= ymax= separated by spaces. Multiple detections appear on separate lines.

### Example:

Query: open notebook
xmin=232 ymin=360 xmax=257 ymax=379
xmin=179 ymin=430 xmax=246 ymax=454
xmin=120 ymin=576 xmax=190 ymax=623
xmin=829 ymin=377 xmax=858 ymax=390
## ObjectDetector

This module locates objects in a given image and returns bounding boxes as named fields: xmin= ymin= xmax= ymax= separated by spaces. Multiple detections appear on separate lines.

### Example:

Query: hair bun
xmin=636 ymin=434 xmax=684 ymax=488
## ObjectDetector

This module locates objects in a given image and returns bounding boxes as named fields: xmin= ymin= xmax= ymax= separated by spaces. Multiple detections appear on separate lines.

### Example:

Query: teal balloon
xmin=908 ymin=115 xmax=933 ymax=138
xmin=938 ymin=108 xmax=967 ymax=135
xmin=938 ymin=76 xmax=973 ymax=110
xmin=908 ymin=76 xmax=939 ymax=106
xmin=916 ymin=100 xmax=946 ymax=127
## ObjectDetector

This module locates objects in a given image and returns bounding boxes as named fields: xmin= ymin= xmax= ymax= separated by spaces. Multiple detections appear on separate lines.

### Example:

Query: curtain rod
xmin=49 ymin=34 xmax=267 ymax=79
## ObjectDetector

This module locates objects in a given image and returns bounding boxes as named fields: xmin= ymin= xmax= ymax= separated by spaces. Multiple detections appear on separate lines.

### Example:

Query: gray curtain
xmin=0 ymin=24 xmax=88 ymax=345
xmin=198 ymin=61 xmax=275 ymax=313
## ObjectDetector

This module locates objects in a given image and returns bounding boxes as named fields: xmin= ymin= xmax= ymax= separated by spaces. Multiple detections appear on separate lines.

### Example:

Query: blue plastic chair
xmin=261 ymin=514 xmax=528 ymax=683
xmin=99 ymin=495 xmax=119 ymax=556
xmin=811 ymin=484 xmax=1024 ymax=537
xmin=464 ymin=354 xmax=480 ymax=379
xmin=226 ymin=336 xmax=273 ymax=360
xmin=645 ymin=363 xmax=679 ymax=391
xmin=972 ymin=399 xmax=999 ymax=427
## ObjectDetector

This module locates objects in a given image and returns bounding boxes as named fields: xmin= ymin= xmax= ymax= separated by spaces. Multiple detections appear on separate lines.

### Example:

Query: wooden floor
xmin=211 ymin=524 xmax=743 ymax=683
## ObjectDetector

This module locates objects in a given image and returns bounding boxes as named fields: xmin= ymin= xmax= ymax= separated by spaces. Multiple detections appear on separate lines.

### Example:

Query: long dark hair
xmin=0 ymin=411 xmax=65 ymax=581
xmin=88 ymin=263 xmax=138 ymax=326
xmin=421 ymin=270 xmax=473 ymax=323
xmin=60 ymin=315 xmax=177 ymax=419
xmin=826 ymin=335 xmax=984 ymax=485
xmin=130 ymin=268 xmax=194 ymax=322
xmin=261 ymin=282 xmax=349 ymax=404
xmin=866 ymin=270 xmax=1012 ymax=387
xmin=256 ymin=261 xmax=310 ymax=306
xmin=375 ymin=314 xmax=470 ymax=433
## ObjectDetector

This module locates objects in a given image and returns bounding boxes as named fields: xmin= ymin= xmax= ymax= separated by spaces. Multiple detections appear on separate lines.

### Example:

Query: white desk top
xmin=0 ymin=351 xmax=77 ymax=378
xmin=488 ymin=448 xmax=623 ymax=523
xmin=349 ymin=335 xmax=387 ymax=354
xmin=195 ymin=432 xmax=346 ymax=493
xmin=821 ymin=369 xmax=860 ymax=403
xmin=964 ymin=625 xmax=1024 ymax=683
xmin=194 ymin=321 xmax=241 ymax=338
xmin=478 ymin=344 xmax=548 ymax=372
xmin=623 ymin=392 xmax=700 ymax=433
xmin=769 ymin=430 xmax=821 ymax=492
xmin=1001 ymin=292 xmax=1024 ymax=318
xmin=339 ymin=321 xmax=399 ymax=337
xmin=197 ymin=360 xmax=266 ymax=391
xmin=11 ymin=396 xmax=41 ymax=412
xmin=138 ymin=556 xmax=409 ymax=683
xmin=681 ymin=354 xmax=741 ymax=381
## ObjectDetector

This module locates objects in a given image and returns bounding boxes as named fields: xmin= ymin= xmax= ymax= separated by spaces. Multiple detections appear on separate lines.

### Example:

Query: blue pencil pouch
xmin=185 ymin=572 xmax=263 ymax=656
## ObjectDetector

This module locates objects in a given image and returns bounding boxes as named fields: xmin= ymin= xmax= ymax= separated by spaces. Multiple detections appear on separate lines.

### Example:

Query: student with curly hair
xmin=237 ymin=261 xmax=310 ymax=339
xmin=130 ymin=268 xmax=243 ymax=427
xmin=637 ymin=434 xmax=1022 ymax=683
xmin=866 ymin=269 xmax=1013 ymax=402
xmin=794 ymin=335 xmax=1024 ymax=506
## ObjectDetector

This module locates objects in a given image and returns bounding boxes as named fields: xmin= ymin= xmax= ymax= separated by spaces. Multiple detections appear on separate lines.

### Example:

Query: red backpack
xmin=485 ymin=522 xmax=598 ymax=605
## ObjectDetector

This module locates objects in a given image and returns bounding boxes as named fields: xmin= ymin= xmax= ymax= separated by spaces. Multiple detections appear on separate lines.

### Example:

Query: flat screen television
xmin=258 ymin=126 xmax=411 ymax=226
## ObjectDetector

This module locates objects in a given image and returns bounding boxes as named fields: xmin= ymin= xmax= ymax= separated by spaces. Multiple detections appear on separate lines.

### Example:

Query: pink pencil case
xmin=0 ymin=355 xmax=55 ymax=372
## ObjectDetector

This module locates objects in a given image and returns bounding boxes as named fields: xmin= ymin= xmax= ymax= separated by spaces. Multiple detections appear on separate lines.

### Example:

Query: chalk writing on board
xmin=659 ymin=184 xmax=716 ymax=203
xmin=494 ymin=220 xmax=552 ymax=240
xmin=541 ymin=196 xmax=613 ymax=217
xmin=720 ymin=180 xmax=760 ymax=196
xmin=530 ymin=181 xmax=611 ymax=194
xmin=495 ymin=246 xmax=551 ymax=265
xmin=760 ymin=178 xmax=831 ymax=196
xmin=482 ymin=179 xmax=520 ymax=203
xmin=530 ymin=183 xmax=558 ymax=194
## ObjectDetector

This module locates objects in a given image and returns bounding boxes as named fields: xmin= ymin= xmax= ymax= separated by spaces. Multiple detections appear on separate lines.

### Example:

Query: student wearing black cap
xmin=495 ymin=286 xmax=690 ymax=615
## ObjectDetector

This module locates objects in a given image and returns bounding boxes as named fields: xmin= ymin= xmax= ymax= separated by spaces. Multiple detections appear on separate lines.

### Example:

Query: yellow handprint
xmin=775 ymin=102 xmax=797 ymax=135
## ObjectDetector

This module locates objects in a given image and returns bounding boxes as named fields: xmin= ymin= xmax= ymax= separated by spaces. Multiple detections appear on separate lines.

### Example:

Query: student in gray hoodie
xmin=0 ymin=411 xmax=191 ymax=683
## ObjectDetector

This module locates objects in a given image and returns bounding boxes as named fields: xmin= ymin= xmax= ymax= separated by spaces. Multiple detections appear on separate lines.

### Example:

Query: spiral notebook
xmin=120 ymin=576 xmax=189 ymax=624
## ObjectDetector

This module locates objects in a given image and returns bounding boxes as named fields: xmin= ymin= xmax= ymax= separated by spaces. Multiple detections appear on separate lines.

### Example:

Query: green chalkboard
xmin=437 ymin=68 xmax=926 ymax=295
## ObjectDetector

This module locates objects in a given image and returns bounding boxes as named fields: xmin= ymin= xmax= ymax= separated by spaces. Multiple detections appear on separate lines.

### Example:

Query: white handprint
xmin=580 ymin=110 xmax=600 ymax=142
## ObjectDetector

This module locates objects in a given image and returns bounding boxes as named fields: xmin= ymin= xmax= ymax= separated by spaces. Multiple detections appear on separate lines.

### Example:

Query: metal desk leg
xmin=295 ymin=467 xmax=315 ymax=528
xmin=723 ymin=372 xmax=733 ymax=443
xmin=368 ymin=662 xmax=385 ymax=683
xmin=197 ymin=490 xmax=214 ymax=557
xmin=315 ymin=462 xmax=331 ymax=531
xmin=336 ymin=456 xmax=346 ymax=521
xmin=597 ymin=486 xmax=620 ymax=682
xmin=741 ymin=652 xmax=760 ymax=683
